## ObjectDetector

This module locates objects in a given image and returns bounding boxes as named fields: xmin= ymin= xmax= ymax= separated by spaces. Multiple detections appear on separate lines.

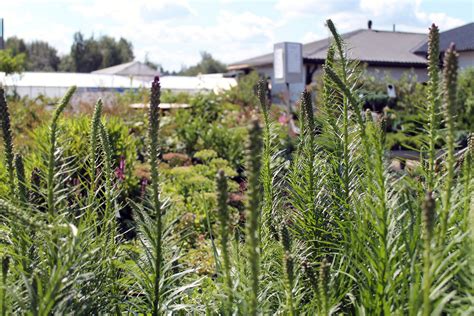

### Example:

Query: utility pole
xmin=0 ymin=19 xmax=4 ymax=50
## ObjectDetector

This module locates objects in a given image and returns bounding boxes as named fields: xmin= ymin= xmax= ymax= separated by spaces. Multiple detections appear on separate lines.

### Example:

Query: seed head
xmin=428 ymin=24 xmax=440 ymax=69
xmin=442 ymin=43 xmax=458 ymax=121
xmin=0 ymin=87 xmax=15 ymax=193
xmin=301 ymin=90 xmax=314 ymax=135
xmin=257 ymin=79 xmax=268 ymax=114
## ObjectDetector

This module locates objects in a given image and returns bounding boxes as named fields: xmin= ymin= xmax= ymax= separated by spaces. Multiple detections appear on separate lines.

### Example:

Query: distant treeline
xmin=1 ymin=32 xmax=227 ymax=76
xmin=5 ymin=33 xmax=134 ymax=73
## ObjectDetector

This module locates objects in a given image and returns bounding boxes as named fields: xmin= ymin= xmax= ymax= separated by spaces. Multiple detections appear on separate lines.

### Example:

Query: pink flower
xmin=115 ymin=155 xmax=126 ymax=181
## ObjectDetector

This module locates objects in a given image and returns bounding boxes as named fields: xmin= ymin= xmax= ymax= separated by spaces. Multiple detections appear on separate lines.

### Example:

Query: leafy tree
xmin=70 ymin=32 xmax=102 ymax=72
xmin=179 ymin=51 xmax=226 ymax=76
xmin=98 ymin=36 xmax=133 ymax=69
xmin=26 ymin=41 xmax=60 ymax=71
xmin=0 ymin=49 xmax=26 ymax=74
xmin=4 ymin=33 xmax=134 ymax=73
xmin=68 ymin=32 xmax=134 ymax=72
xmin=115 ymin=38 xmax=134 ymax=65
xmin=58 ymin=55 xmax=74 ymax=72
xmin=5 ymin=37 xmax=27 ymax=56
xmin=6 ymin=37 xmax=60 ymax=71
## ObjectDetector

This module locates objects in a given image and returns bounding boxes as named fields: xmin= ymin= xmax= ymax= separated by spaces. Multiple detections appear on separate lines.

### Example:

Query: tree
xmin=3 ymin=33 xmax=135 ymax=73
xmin=116 ymin=38 xmax=134 ymax=65
xmin=179 ymin=51 xmax=227 ymax=76
xmin=5 ymin=37 xmax=27 ymax=56
xmin=6 ymin=37 xmax=60 ymax=71
xmin=70 ymin=32 xmax=102 ymax=72
xmin=26 ymin=41 xmax=60 ymax=71
xmin=59 ymin=55 xmax=74 ymax=72
xmin=98 ymin=35 xmax=134 ymax=69
xmin=69 ymin=33 xmax=134 ymax=72
xmin=0 ymin=49 xmax=26 ymax=75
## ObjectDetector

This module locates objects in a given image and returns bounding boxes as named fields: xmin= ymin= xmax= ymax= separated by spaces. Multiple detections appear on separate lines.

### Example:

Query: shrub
xmin=0 ymin=21 xmax=472 ymax=315
xmin=224 ymin=71 xmax=260 ymax=108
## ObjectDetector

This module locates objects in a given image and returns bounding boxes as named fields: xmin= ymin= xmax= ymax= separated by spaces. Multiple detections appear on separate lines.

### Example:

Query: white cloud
xmin=275 ymin=0 xmax=466 ymax=33
xmin=300 ymin=31 xmax=322 ymax=43
xmin=275 ymin=0 xmax=359 ymax=17
xmin=73 ymin=6 xmax=277 ymax=70
xmin=1 ymin=0 xmax=468 ymax=71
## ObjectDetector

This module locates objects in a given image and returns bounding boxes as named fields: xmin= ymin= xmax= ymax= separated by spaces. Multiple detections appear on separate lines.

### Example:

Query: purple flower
xmin=115 ymin=155 xmax=126 ymax=181
xmin=140 ymin=177 xmax=148 ymax=197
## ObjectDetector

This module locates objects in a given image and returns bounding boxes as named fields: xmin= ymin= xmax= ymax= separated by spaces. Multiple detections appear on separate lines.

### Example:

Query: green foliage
xmin=6 ymin=32 xmax=134 ymax=73
xmin=169 ymin=93 xmax=247 ymax=168
xmin=225 ymin=71 xmax=261 ymax=107
xmin=457 ymin=67 xmax=474 ymax=131
xmin=160 ymin=150 xmax=238 ymax=237
xmin=0 ymin=20 xmax=472 ymax=315
xmin=179 ymin=51 xmax=226 ymax=76
xmin=0 ymin=49 xmax=25 ymax=75
xmin=6 ymin=37 xmax=60 ymax=71
xmin=360 ymin=66 xmax=473 ymax=150
xmin=65 ymin=32 xmax=134 ymax=72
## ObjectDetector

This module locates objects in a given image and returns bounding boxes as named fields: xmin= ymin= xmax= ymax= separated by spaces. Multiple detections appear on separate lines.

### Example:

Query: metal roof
xmin=414 ymin=22 xmax=474 ymax=54
xmin=92 ymin=60 xmax=159 ymax=77
xmin=308 ymin=30 xmax=428 ymax=65
xmin=228 ymin=28 xmax=428 ymax=70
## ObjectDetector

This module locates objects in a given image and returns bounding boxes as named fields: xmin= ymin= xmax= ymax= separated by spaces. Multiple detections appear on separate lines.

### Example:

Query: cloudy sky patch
xmin=1 ymin=0 xmax=471 ymax=71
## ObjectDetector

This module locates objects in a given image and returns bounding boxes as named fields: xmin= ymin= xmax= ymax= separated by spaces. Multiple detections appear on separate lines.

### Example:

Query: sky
xmin=1 ymin=0 xmax=473 ymax=71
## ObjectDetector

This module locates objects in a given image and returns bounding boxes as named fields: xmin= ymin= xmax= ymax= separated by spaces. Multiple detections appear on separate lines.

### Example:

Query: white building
xmin=92 ymin=60 xmax=159 ymax=82
xmin=0 ymin=71 xmax=236 ymax=103
xmin=0 ymin=71 xmax=148 ymax=104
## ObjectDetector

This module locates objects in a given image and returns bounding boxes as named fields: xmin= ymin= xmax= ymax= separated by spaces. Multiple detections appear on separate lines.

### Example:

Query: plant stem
xmin=89 ymin=99 xmax=103 ymax=203
xmin=216 ymin=170 xmax=233 ymax=314
xmin=426 ymin=24 xmax=440 ymax=191
xmin=245 ymin=119 xmax=263 ymax=316
xmin=440 ymin=44 xmax=458 ymax=239
xmin=47 ymin=86 xmax=76 ymax=216
xmin=422 ymin=191 xmax=435 ymax=316
xmin=149 ymin=76 xmax=162 ymax=316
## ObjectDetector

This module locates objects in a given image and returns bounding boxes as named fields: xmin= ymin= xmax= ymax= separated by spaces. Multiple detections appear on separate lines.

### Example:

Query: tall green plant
xmin=149 ymin=76 xmax=164 ymax=315
xmin=245 ymin=119 xmax=263 ymax=316
xmin=46 ymin=86 xmax=76 ymax=215
xmin=426 ymin=24 xmax=440 ymax=190
xmin=0 ymin=87 xmax=15 ymax=195
xmin=440 ymin=44 xmax=458 ymax=239
xmin=216 ymin=169 xmax=233 ymax=314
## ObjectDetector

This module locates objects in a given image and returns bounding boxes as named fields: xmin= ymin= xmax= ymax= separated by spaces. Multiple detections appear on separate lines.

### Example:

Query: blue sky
xmin=2 ymin=0 xmax=473 ymax=71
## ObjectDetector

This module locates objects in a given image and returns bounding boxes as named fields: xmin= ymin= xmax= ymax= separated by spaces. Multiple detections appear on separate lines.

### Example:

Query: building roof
xmin=0 ymin=72 xmax=149 ymax=88
xmin=92 ymin=60 xmax=158 ymax=77
xmin=414 ymin=22 xmax=474 ymax=54
xmin=228 ymin=28 xmax=428 ymax=70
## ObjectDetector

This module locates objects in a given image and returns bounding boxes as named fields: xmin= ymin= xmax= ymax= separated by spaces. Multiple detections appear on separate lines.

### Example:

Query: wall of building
xmin=255 ymin=65 xmax=307 ymax=106
xmin=4 ymin=86 xmax=137 ymax=107
xmin=458 ymin=51 xmax=474 ymax=69
xmin=252 ymin=63 xmax=432 ymax=108
xmin=363 ymin=66 xmax=428 ymax=82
